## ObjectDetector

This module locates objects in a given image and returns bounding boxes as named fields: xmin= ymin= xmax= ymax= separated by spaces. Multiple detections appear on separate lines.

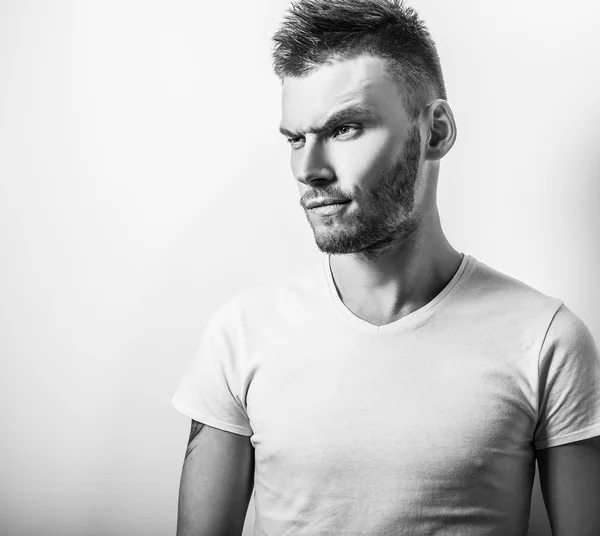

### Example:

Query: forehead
xmin=281 ymin=55 xmax=405 ymax=132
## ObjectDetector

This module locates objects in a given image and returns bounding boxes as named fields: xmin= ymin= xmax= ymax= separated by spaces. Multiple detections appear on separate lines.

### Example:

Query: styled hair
xmin=271 ymin=0 xmax=447 ymax=120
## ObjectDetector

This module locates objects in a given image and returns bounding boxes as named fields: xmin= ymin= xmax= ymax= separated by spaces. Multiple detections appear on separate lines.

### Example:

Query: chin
xmin=313 ymin=222 xmax=419 ymax=257
xmin=313 ymin=231 xmax=370 ymax=255
xmin=315 ymin=243 xmax=354 ymax=255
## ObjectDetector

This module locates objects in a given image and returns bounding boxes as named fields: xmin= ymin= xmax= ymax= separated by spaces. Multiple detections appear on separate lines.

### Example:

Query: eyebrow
xmin=279 ymin=104 xmax=378 ymax=138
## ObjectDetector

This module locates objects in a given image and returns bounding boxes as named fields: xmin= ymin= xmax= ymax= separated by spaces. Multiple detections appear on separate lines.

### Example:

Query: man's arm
xmin=536 ymin=434 xmax=600 ymax=536
xmin=177 ymin=419 xmax=255 ymax=536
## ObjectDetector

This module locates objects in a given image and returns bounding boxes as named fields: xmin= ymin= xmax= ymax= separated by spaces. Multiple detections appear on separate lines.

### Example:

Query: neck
xmin=329 ymin=209 xmax=462 ymax=326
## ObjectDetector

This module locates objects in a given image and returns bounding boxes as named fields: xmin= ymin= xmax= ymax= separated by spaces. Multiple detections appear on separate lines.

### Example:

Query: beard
xmin=304 ymin=122 xmax=422 ymax=259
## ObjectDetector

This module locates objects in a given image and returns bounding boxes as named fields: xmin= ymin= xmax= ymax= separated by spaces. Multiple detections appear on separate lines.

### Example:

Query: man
xmin=172 ymin=0 xmax=600 ymax=534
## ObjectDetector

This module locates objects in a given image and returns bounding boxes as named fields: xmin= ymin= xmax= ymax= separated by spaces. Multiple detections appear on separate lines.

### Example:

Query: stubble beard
xmin=307 ymin=123 xmax=422 ymax=260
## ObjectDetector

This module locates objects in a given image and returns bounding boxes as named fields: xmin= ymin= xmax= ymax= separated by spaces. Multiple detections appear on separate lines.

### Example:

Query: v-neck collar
xmin=323 ymin=252 xmax=472 ymax=334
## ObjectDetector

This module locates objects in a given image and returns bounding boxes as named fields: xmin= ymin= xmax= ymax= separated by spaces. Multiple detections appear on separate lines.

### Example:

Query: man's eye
xmin=287 ymin=137 xmax=304 ymax=147
xmin=333 ymin=125 xmax=359 ymax=137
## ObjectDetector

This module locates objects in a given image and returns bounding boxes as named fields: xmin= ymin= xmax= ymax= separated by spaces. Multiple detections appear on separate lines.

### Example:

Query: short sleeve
xmin=171 ymin=304 xmax=253 ymax=437
xmin=534 ymin=303 xmax=600 ymax=449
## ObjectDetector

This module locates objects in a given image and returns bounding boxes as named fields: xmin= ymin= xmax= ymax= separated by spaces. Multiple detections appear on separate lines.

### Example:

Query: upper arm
xmin=536 ymin=435 xmax=600 ymax=536
xmin=177 ymin=419 xmax=255 ymax=536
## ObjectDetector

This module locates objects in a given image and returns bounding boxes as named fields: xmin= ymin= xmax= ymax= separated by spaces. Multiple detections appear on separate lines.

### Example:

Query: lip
xmin=309 ymin=201 xmax=351 ymax=216
xmin=306 ymin=198 xmax=350 ymax=209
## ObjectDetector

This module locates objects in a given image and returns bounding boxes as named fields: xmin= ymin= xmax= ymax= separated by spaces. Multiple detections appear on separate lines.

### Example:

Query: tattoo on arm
xmin=188 ymin=419 xmax=204 ymax=443
xmin=185 ymin=419 xmax=204 ymax=460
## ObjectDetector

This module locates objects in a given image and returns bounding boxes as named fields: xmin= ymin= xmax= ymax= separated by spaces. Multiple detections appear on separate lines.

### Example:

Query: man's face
xmin=280 ymin=54 xmax=423 ymax=256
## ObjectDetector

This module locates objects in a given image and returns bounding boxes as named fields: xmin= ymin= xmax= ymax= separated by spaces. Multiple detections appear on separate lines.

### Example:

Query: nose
xmin=293 ymin=139 xmax=335 ymax=186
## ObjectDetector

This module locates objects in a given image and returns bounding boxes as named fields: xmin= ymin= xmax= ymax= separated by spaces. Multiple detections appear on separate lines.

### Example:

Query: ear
xmin=422 ymin=99 xmax=457 ymax=161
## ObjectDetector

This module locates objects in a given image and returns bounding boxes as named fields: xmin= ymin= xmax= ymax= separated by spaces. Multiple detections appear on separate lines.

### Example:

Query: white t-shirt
xmin=172 ymin=253 xmax=600 ymax=536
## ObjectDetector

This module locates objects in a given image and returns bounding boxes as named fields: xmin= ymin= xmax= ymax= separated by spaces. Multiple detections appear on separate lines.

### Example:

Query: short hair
xmin=271 ymin=0 xmax=447 ymax=120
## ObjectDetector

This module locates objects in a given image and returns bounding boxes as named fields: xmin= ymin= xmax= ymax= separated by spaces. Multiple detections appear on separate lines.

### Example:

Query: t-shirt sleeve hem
xmin=171 ymin=396 xmax=253 ymax=437
xmin=534 ymin=423 xmax=600 ymax=450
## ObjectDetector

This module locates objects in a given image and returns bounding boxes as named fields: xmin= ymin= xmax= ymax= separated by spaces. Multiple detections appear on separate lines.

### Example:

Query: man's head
xmin=272 ymin=0 xmax=456 ymax=258
xmin=272 ymin=0 xmax=446 ymax=122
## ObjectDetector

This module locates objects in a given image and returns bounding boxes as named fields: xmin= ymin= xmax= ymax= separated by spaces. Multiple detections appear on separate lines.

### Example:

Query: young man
xmin=173 ymin=1 xmax=600 ymax=534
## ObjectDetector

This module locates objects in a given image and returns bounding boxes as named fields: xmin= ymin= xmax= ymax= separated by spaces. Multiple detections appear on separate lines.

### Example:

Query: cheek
xmin=332 ymin=131 xmax=399 ymax=188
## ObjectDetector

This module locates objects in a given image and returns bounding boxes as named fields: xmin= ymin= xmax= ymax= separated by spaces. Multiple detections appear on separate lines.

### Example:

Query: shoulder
xmin=461 ymin=256 xmax=563 ymax=323
xmin=541 ymin=302 xmax=598 ymax=361
xmin=467 ymin=256 xmax=559 ymax=305
xmin=461 ymin=256 xmax=599 ymax=358
xmin=208 ymin=256 xmax=326 ymax=333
